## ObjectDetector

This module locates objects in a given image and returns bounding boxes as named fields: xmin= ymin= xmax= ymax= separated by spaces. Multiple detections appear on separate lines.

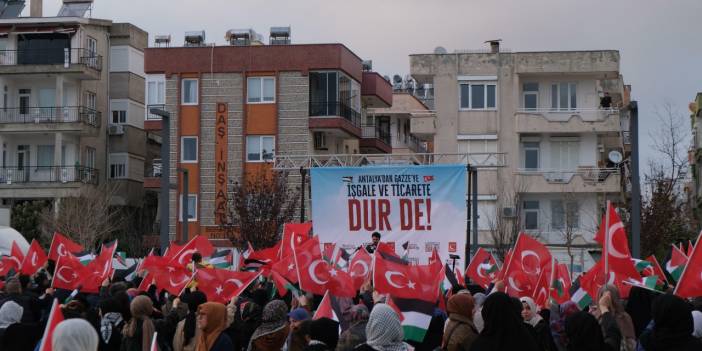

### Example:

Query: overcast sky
xmin=35 ymin=0 xmax=702 ymax=170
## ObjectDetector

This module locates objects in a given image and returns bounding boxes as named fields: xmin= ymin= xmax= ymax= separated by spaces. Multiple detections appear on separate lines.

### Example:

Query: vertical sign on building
xmin=215 ymin=103 xmax=228 ymax=224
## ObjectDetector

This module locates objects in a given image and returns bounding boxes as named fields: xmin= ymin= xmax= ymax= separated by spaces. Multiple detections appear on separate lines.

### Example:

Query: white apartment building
xmin=410 ymin=42 xmax=631 ymax=273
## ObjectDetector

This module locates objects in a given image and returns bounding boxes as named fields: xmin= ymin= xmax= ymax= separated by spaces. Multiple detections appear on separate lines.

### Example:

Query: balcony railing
xmin=408 ymin=135 xmax=428 ymax=153
xmin=0 ymin=166 xmax=99 ymax=185
xmin=146 ymin=104 xmax=165 ymax=120
xmin=516 ymin=167 xmax=620 ymax=183
xmin=0 ymin=48 xmax=103 ymax=71
xmin=145 ymin=158 xmax=162 ymax=178
xmin=361 ymin=124 xmax=391 ymax=144
xmin=309 ymin=100 xmax=361 ymax=127
xmin=0 ymin=106 xmax=101 ymax=128
xmin=516 ymin=107 xmax=619 ymax=122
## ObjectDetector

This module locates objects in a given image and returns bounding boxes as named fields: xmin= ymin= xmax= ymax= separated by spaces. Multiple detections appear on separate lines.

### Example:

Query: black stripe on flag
xmin=392 ymin=297 xmax=435 ymax=314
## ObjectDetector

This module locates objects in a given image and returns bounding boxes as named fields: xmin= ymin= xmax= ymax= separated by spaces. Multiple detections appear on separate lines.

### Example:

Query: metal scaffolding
xmin=272 ymin=152 xmax=507 ymax=170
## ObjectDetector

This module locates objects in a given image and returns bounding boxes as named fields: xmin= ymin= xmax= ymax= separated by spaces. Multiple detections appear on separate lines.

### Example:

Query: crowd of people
xmin=1 ymin=254 xmax=702 ymax=351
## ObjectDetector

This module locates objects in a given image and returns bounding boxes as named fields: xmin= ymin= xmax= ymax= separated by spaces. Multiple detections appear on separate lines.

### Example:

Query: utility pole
xmin=629 ymin=101 xmax=642 ymax=258
xmin=150 ymin=107 xmax=170 ymax=254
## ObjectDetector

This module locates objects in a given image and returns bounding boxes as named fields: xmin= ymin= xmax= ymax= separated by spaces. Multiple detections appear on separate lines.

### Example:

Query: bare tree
xmin=40 ymin=183 xmax=126 ymax=250
xmin=486 ymin=175 xmax=531 ymax=261
xmin=646 ymin=101 xmax=689 ymax=197
xmin=222 ymin=169 xmax=299 ymax=250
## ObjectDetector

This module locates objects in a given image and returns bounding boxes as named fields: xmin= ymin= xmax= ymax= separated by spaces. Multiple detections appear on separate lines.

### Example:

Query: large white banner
xmin=311 ymin=165 xmax=468 ymax=268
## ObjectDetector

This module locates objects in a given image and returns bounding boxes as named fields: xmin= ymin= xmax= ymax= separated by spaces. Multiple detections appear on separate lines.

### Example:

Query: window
xmin=179 ymin=194 xmax=198 ymax=222
xmin=457 ymin=137 xmax=498 ymax=166
xmin=309 ymin=71 xmax=339 ymax=116
xmin=182 ymin=79 xmax=198 ymax=105
xmin=181 ymin=137 xmax=198 ymax=163
xmin=146 ymin=75 xmax=166 ymax=120
xmin=37 ymin=145 xmax=54 ymax=167
xmin=109 ymin=154 xmax=127 ymax=179
xmin=524 ymin=201 xmax=540 ymax=230
xmin=551 ymin=82 xmax=577 ymax=110
xmin=85 ymin=147 xmax=95 ymax=169
xmin=112 ymin=110 xmax=126 ymax=124
xmin=550 ymin=140 xmax=579 ymax=170
xmin=85 ymin=91 xmax=96 ymax=109
xmin=551 ymin=200 xmax=579 ymax=230
xmin=523 ymin=83 xmax=539 ymax=110
xmin=247 ymin=77 xmax=275 ymax=103
xmin=19 ymin=89 xmax=30 ymax=115
xmin=246 ymin=136 xmax=275 ymax=162
xmin=522 ymin=142 xmax=540 ymax=169
xmin=459 ymin=83 xmax=497 ymax=110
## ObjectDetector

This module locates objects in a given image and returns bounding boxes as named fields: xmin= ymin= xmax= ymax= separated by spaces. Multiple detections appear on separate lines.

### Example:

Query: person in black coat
xmin=304 ymin=318 xmax=339 ymax=351
xmin=639 ymin=294 xmax=702 ymax=351
xmin=469 ymin=292 xmax=539 ymax=351
xmin=565 ymin=311 xmax=621 ymax=351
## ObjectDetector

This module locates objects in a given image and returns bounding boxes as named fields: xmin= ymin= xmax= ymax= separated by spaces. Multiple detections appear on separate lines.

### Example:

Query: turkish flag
xmin=280 ymin=222 xmax=312 ymax=259
xmin=675 ymin=233 xmax=702 ymax=298
xmin=594 ymin=203 xmax=640 ymax=279
xmin=244 ymin=242 xmax=281 ymax=270
xmin=502 ymin=233 xmax=551 ymax=297
xmin=349 ymin=248 xmax=372 ymax=290
xmin=52 ymin=254 xmax=88 ymax=291
xmin=48 ymin=232 xmax=83 ymax=262
xmin=151 ymin=265 xmax=192 ymax=296
xmin=137 ymin=273 xmax=154 ymax=292
xmin=428 ymin=247 xmax=441 ymax=266
xmin=0 ymin=257 xmax=17 ymax=276
xmin=8 ymin=241 xmax=25 ymax=269
xmin=20 ymin=240 xmax=48 ymax=275
xmin=645 ymin=255 xmax=668 ymax=285
xmin=81 ymin=241 xmax=119 ymax=293
xmin=496 ymin=249 xmax=512 ymax=281
xmin=271 ymin=253 xmax=298 ymax=283
xmin=168 ymin=235 xmax=215 ymax=267
xmin=164 ymin=241 xmax=185 ymax=260
xmin=465 ymin=248 xmax=499 ymax=289
xmin=532 ymin=262 xmax=552 ymax=308
xmin=294 ymin=236 xmax=355 ymax=297
xmin=580 ymin=259 xmax=639 ymax=299
xmin=551 ymin=263 xmax=572 ymax=304
xmin=373 ymin=251 xmax=442 ymax=302
xmin=195 ymin=267 xmax=260 ymax=303
xmin=38 ymin=298 xmax=64 ymax=351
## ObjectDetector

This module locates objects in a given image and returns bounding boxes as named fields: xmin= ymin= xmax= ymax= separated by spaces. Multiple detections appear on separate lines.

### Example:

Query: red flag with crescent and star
xmin=349 ymin=248 xmax=372 ymax=290
xmin=20 ymin=239 xmax=48 ymax=276
xmin=48 ymin=232 xmax=83 ymax=262
xmin=168 ymin=235 xmax=215 ymax=267
xmin=465 ymin=247 xmax=499 ymax=289
xmin=373 ymin=250 xmax=442 ymax=302
xmin=293 ymin=236 xmax=355 ymax=297
xmin=52 ymin=253 xmax=89 ymax=291
xmin=593 ymin=203 xmax=640 ymax=279
xmin=502 ymin=233 xmax=552 ymax=298
xmin=195 ymin=267 xmax=261 ymax=303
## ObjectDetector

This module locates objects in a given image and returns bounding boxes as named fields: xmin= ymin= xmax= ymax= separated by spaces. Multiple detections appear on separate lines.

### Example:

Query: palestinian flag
xmin=75 ymin=251 xmax=96 ymax=265
xmin=633 ymin=258 xmax=653 ymax=274
xmin=666 ymin=244 xmax=688 ymax=282
xmin=114 ymin=251 xmax=127 ymax=267
xmin=313 ymin=290 xmax=342 ymax=322
xmin=402 ymin=241 xmax=410 ymax=260
xmin=570 ymin=287 xmax=593 ymax=310
xmin=114 ymin=263 xmax=137 ymax=282
xmin=391 ymin=297 xmax=434 ymax=343
xmin=270 ymin=270 xmax=300 ymax=298
xmin=209 ymin=250 xmax=233 ymax=269
xmin=626 ymin=276 xmax=659 ymax=291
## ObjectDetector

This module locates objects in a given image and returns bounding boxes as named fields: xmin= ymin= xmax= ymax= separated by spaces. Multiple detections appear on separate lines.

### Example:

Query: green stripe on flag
xmin=402 ymin=311 xmax=433 ymax=343
xmin=571 ymin=288 xmax=592 ymax=310
xmin=403 ymin=325 xmax=428 ymax=343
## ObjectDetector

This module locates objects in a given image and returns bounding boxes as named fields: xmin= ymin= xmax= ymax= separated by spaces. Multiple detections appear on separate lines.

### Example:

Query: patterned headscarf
xmin=365 ymin=304 xmax=408 ymax=351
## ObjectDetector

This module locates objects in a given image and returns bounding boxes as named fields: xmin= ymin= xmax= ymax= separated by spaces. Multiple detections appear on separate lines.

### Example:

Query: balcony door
xmin=38 ymin=88 xmax=55 ymax=121
xmin=16 ymin=145 xmax=29 ymax=182
xmin=18 ymin=89 xmax=30 ymax=117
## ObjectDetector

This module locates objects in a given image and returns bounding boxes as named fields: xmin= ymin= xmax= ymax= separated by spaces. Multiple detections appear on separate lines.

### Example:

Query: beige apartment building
xmin=410 ymin=42 xmax=631 ymax=273
xmin=0 ymin=1 xmax=149 ymax=212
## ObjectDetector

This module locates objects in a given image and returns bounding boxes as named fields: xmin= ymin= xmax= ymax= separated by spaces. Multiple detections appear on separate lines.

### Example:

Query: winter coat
xmin=443 ymin=314 xmax=479 ymax=351
xmin=337 ymin=321 xmax=368 ymax=351
xmin=205 ymin=332 xmax=235 ymax=351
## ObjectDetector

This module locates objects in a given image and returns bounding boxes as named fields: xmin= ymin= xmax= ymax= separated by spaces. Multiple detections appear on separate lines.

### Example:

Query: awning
xmin=0 ymin=25 xmax=77 ymax=36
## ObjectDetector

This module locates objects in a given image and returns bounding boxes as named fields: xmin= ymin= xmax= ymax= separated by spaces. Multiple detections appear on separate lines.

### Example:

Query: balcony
xmin=0 ymin=166 xmax=99 ymax=185
xmin=360 ymin=125 xmax=392 ymax=154
xmin=144 ymin=158 xmax=162 ymax=189
xmin=309 ymin=101 xmax=362 ymax=138
xmin=361 ymin=72 xmax=393 ymax=108
xmin=410 ymin=110 xmax=437 ymax=137
xmin=0 ymin=48 xmax=102 ymax=79
xmin=515 ymin=108 xmax=620 ymax=134
xmin=0 ymin=106 xmax=101 ymax=133
xmin=407 ymin=135 xmax=429 ymax=153
xmin=514 ymin=51 xmax=619 ymax=77
xmin=516 ymin=167 xmax=621 ymax=193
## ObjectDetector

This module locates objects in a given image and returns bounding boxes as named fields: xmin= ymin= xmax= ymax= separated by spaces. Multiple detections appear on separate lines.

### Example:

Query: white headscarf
xmin=52 ymin=319 xmax=99 ymax=351
xmin=366 ymin=304 xmax=409 ymax=351
xmin=519 ymin=296 xmax=543 ymax=327
xmin=0 ymin=301 xmax=23 ymax=328
xmin=692 ymin=310 xmax=702 ymax=339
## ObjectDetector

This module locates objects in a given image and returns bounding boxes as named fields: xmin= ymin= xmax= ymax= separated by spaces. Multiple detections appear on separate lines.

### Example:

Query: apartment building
xmin=690 ymin=93 xmax=702 ymax=222
xmin=410 ymin=42 xmax=631 ymax=272
xmin=366 ymin=91 xmax=433 ymax=154
xmin=0 ymin=0 xmax=148 ymax=211
xmin=142 ymin=28 xmax=392 ymax=242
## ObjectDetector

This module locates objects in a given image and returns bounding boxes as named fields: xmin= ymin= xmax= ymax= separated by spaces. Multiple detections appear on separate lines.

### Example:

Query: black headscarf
xmin=625 ymin=286 xmax=655 ymax=337
xmin=565 ymin=311 xmax=606 ymax=351
xmin=309 ymin=317 xmax=340 ymax=349
xmin=181 ymin=291 xmax=208 ymax=345
xmin=640 ymin=294 xmax=702 ymax=351
xmin=470 ymin=292 xmax=539 ymax=351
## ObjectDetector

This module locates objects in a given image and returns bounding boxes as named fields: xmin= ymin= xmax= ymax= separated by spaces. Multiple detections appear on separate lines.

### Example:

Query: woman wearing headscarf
xmin=121 ymin=295 xmax=181 ymax=351
xmin=229 ymin=300 xmax=262 ymax=351
xmin=520 ymin=296 xmax=556 ymax=351
xmin=0 ymin=300 xmax=22 ymax=345
xmin=625 ymin=286 xmax=656 ymax=338
xmin=305 ymin=317 xmax=340 ymax=351
xmin=99 ymin=298 xmax=126 ymax=351
xmin=565 ymin=311 xmax=620 ymax=351
xmin=337 ymin=304 xmax=369 ymax=351
xmin=354 ymin=303 xmax=410 ymax=351
xmin=471 ymin=293 xmax=486 ymax=333
xmin=442 ymin=294 xmax=478 ymax=351
xmin=248 ymin=300 xmax=290 ymax=351
xmin=174 ymin=291 xmax=208 ymax=351
xmin=196 ymin=302 xmax=233 ymax=351
xmin=469 ymin=292 xmax=539 ymax=351
xmin=549 ymin=301 xmax=580 ymax=351
xmin=0 ymin=299 xmax=40 ymax=351
xmin=52 ymin=318 xmax=100 ymax=351
xmin=692 ymin=310 xmax=702 ymax=340
xmin=596 ymin=285 xmax=635 ymax=351
xmin=638 ymin=294 xmax=702 ymax=351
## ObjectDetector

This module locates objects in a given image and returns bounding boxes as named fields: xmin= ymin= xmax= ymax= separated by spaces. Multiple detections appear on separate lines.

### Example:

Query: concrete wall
xmin=109 ymin=73 xmax=145 ymax=104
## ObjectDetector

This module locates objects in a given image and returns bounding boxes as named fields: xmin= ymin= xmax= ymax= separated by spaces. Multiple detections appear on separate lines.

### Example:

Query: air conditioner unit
xmin=108 ymin=124 xmax=124 ymax=135
xmin=502 ymin=207 xmax=517 ymax=218
xmin=314 ymin=132 xmax=327 ymax=150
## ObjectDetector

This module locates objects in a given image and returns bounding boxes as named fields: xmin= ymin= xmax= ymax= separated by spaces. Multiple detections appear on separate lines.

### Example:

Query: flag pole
xmin=673 ymin=231 xmax=702 ymax=296
xmin=604 ymin=201 xmax=610 ymax=279
xmin=548 ymin=255 xmax=556 ymax=303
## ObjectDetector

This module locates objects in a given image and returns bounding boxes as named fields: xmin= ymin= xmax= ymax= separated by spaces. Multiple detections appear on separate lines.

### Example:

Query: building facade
xmin=410 ymin=43 xmax=631 ymax=272
xmin=0 ymin=3 xmax=149 ymax=213
xmin=143 ymin=29 xmax=392 ymax=243
xmin=690 ymin=93 xmax=702 ymax=223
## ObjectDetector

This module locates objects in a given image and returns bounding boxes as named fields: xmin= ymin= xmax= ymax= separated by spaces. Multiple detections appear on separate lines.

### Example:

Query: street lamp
xmin=149 ymin=107 xmax=170 ymax=254
xmin=177 ymin=168 xmax=189 ymax=243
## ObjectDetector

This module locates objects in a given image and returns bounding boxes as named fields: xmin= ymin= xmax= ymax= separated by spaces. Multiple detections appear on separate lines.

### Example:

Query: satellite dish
xmin=434 ymin=46 xmax=448 ymax=54
xmin=392 ymin=75 xmax=402 ymax=84
xmin=383 ymin=75 xmax=391 ymax=83
xmin=608 ymin=150 xmax=623 ymax=164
